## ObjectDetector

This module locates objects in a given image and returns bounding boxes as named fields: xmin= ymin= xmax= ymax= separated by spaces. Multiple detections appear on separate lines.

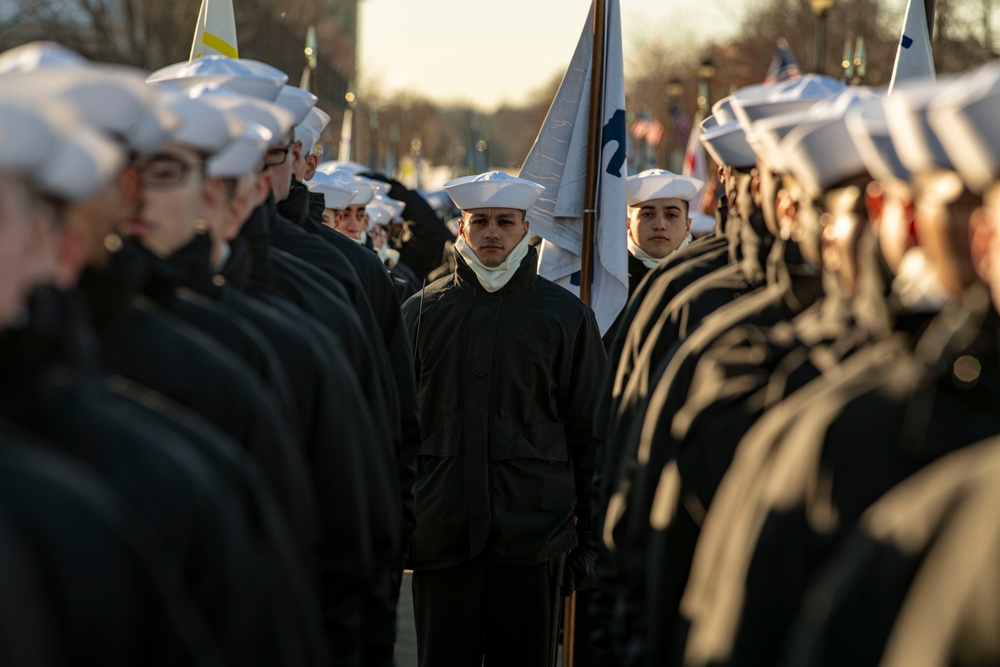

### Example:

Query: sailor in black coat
xmin=201 ymin=145 xmax=412 ymax=667
xmin=0 ymin=427 xmax=227 ymax=667
xmin=601 ymin=169 xmax=703 ymax=347
xmin=0 ymin=92 xmax=226 ymax=665
xmin=401 ymin=172 xmax=605 ymax=667
xmin=783 ymin=435 xmax=1000 ymax=667
xmin=0 ymin=288 xmax=325 ymax=666
xmin=681 ymin=80 xmax=1000 ymax=667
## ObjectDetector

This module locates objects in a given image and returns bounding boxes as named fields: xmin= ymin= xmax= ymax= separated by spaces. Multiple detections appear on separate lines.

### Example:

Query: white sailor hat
xmin=162 ymin=92 xmax=242 ymax=154
xmin=689 ymin=212 xmax=716 ymax=237
xmin=365 ymin=201 xmax=392 ymax=228
xmin=361 ymin=177 xmax=391 ymax=197
xmin=187 ymin=84 xmax=295 ymax=148
xmin=367 ymin=196 xmax=406 ymax=228
xmin=626 ymin=169 xmax=703 ymax=207
xmin=296 ymin=107 xmax=330 ymax=155
xmin=700 ymin=120 xmax=756 ymax=169
xmin=319 ymin=170 xmax=385 ymax=205
xmin=702 ymin=84 xmax=783 ymax=169
xmin=341 ymin=178 xmax=376 ymax=205
xmin=302 ymin=107 xmax=331 ymax=136
xmin=207 ymin=121 xmax=271 ymax=179
xmin=421 ymin=189 xmax=453 ymax=213
xmin=732 ymin=75 xmax=845 ymax=130
xmin=274 ymin=85 xmax=317 ymax=126
xmin=0 ymin=67 xmax=177 ymax=156
xmin=885 ymin=80 xmax=955 ymax=178
xmin=926 ymin=62 xmax=1000 ymax=194
xmin=0 ymin=41 xmax=89 ymax=73
xmin=711 ymin=85 xmax=767 ymax=124
xmin=0 ymin=97 xmax=63 ymax=173
xmin=35 ymin=125 xmax=126 ymax=201
xmin=444 ymin=171 xmax=545 ymax=211
xmin=317 ymin=160 xmax=368 ymax=176
xmin=781 ymin=88 xmax=880 ymax=198
xmin=747 ymin=109 xmax=814 ymax=173
xmin=147 ymin=55 xmax=287 ymax=102
xmin=372 ymin=193 xmax=405 ymax=220
xmin=845 ymin=94 xmax=911 ymax=185
xmin=0 ymin=92 xmax=124 ymax=201
xmin=306 ymin=171 xmax=357 ymax=209
xmin=294 ymin=123 xmax=321 ymax=155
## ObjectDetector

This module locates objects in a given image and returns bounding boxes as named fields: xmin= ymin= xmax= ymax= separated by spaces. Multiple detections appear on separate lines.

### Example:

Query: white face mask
xmin=627 ymin=233 xmax=692 ymax=269
xmin=455 ymin=232 xmax=531 ymax=292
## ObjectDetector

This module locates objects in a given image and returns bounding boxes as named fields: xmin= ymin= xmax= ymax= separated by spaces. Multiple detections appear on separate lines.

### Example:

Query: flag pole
xmin=924 ymin=0 xmax=935 ymax=38
xmin=579 ymin=0 xmax=607 ymax=306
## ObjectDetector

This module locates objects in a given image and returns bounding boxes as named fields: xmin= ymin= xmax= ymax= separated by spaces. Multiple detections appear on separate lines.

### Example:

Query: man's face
xmin=335 ymin=204 xmax=367 ymax=241
xmin=869 ymin=181 xmax=916 ymax=275
xmin=131 ymin=142 xmax=205 ymax=258
xmin=62 ymin=163 xmax=142 ymax=269
xmin=458 ymin=207 xmax=528 ymax=267
xmin=266 ymin=135 xmax=300 ymax=203
xmin=973 ymin=184 xmax=1000 ymax=313
xmin=0 ymin=174 xmax=51 ymax=325
xmin=224 ymin=170 xmax=258 ymax=241
xmin=199 ymin=177 xmax=231 ymax=267
xmin=822 ymin=186 xmax=867 ymax=293
xmin=322 ymin=208 xmax=338 ymax=229
xmin=915 ymin=170 xmax=981 ymax=296
xmin=628 ymin=197 xmax=690 ymax=258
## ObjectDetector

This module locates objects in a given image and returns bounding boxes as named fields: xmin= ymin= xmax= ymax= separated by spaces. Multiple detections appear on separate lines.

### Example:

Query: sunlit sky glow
xmin=358 ymin=0 xmax=924 ymax=110
xmin=358 ymin=0 xmax=752 ymax=110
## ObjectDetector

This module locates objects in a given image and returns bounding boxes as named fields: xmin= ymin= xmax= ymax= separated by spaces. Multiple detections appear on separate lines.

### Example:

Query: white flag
xmin=682 ymin=110 xmax=708 ymax=213
xmin=888 ymin=0 xmax=935 ymax=93
xmin=189 ymin=0 xmax=239 ymax=61
xmin=519 ymin=0 xmax=628 ymax=336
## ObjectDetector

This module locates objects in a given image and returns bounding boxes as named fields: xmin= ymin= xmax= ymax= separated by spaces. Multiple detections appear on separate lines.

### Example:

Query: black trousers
xmin=412 ymin=555 xmax=553 ymax=667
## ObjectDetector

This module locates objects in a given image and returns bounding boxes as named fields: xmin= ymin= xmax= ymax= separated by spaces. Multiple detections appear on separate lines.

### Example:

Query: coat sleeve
xmin=561 ymin=306 xmax=608 ymax=533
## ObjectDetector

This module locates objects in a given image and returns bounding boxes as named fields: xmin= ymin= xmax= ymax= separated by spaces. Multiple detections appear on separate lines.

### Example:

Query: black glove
xmin=563 ymin=531 xmax=598 ymax=594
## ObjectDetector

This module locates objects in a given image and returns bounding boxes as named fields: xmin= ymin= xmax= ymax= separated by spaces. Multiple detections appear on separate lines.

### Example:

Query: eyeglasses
xmin=264 ymin=142 xmax=292 ymax=167
xmin=138 ymin=154 xmax=205 ymax=189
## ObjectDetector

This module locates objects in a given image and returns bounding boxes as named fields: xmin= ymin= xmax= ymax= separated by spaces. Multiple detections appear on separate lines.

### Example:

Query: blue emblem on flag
xmin=602 ymin=109 xmax=627 ymax=179
xmin=901 ymin=34 xmax=913 ymax=49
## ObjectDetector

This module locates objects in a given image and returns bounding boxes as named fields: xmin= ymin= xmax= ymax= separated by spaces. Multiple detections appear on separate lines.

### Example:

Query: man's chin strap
xmin=455 ymin=232 xmax=531 ymax=293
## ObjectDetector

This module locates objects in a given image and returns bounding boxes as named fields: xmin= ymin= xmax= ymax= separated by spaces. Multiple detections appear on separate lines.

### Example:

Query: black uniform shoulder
xmin=532 ymin=275 xmax=600 ymax=328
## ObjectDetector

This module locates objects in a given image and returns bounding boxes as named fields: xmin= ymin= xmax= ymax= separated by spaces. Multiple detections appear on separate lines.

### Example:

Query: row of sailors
xmin=592 ymin=62 xmax=1000 ymax=666
xmin=0 ymin=42 xmax=426 ymax=667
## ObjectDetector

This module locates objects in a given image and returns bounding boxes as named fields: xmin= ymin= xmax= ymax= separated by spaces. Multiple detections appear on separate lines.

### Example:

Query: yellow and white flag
xmin=189 ymin=0 xmax=239 ymax=61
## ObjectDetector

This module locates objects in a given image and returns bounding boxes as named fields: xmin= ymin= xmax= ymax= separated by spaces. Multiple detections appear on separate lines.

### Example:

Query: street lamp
xmin=666 ymin=78 xmax=684 ymax=102
xmin=697 ymin=59 xmax=716 ymax=113
xmin=811 ymin=0 xmax=835 ymax=75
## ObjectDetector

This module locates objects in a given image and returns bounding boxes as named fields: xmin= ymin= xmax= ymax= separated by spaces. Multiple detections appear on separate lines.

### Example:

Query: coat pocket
xmin=418 ymin=430 xmax=460 ymax=458
xmin=490 ymin=422 xmax=568 ymax=463
xmin=410 ymin=429 xmax=466 ymax=563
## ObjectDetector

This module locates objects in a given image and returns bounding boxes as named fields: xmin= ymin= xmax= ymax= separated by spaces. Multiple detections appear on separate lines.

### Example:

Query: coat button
xmin=953 ymin=355 xmax=981 ymax=387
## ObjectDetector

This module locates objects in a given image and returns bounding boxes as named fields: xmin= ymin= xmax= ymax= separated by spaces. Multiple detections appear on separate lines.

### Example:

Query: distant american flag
xmin=764 ymin=38 xmax=802 ymax=84
xmin=631 ymin=113 xmax=666 ymax=147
